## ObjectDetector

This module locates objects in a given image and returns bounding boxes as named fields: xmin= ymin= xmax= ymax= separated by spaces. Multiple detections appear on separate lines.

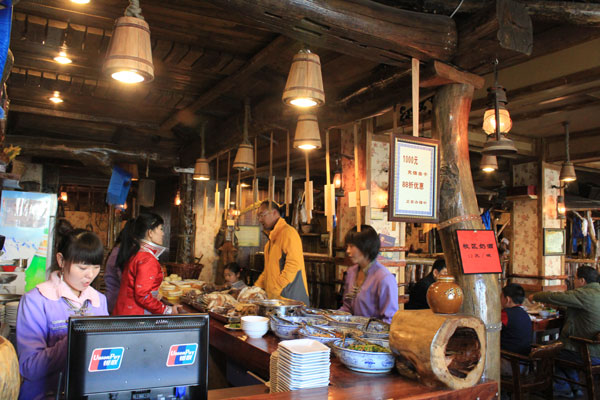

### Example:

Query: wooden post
xmin=353 ymin=122 xmax=361 ymax=232
xmin=431 ymin=83 xmax=501 ymax=385
xmin=305 ymin=151 xmax=312 ymax=224
xmin=177 ymin=173 xmax=194 ymax=264
xmin=215 ymin=156 xmax=220 ymax=222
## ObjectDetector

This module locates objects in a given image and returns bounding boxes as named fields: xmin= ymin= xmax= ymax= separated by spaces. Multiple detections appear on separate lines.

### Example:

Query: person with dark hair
xmin=531 ymin=265 xmax=600 ymax=397
xmin=254 ymin=200 xmax=310 ymax=305
xmin=339 ymin=225 xmax=398 ymax=323
xmin=405 ymin=258 xmax=447 ymax=310
xmin=114 ymin=213 xmax=183 ymax=315
xmin=103 ymin=219 xmax=133 ymax=314
xmin=500 ymin=283 xmax=532 ymax=376
xmin=16 ymin=219 xmax=107 ymax=400
xmin=224 ymin=262 xmax=247 ymax=290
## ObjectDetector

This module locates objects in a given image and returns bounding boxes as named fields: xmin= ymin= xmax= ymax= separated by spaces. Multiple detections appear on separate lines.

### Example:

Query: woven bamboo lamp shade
xmin=293 ymin=114 xmax=322 ymax=150
xmin=232 ymin=143 xmax=254 ymax=171
xmin=480 ymin=154 xmax=497 ymax=173
xmin=282 ymin=49 xmax=325 ymax=108
xmin=103 ymin=10 xmax=154 ymax=84
xmin=193 ymin=158 xmax=210 ymax=181
xmin=194 ymin=122 xmax=211 ymax=180
xmin=233 ymin=98 xmax=255 ymax=171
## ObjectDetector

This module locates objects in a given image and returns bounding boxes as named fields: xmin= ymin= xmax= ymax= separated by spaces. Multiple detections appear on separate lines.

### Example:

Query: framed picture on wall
xmin=543 ymin=228 xmax=566 ymax=256
xmin=388 ymin=134 xmax=440 ymax=223
xmin=418 ymin=229 xmax=426 ymax=243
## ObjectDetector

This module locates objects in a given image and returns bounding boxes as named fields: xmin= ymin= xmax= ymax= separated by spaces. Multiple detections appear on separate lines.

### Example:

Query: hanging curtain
xmin=481 ymin=210 xmax=491 ymax=230
xmin=572 ymin=218 xmax=592 ymax=255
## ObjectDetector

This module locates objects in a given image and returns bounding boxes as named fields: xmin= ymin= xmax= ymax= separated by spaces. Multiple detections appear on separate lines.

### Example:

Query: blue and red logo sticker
xmin=166 ymin=343 xmax=198 ymax=367
xmin=88 ymin=347 xmax=124 ymax=372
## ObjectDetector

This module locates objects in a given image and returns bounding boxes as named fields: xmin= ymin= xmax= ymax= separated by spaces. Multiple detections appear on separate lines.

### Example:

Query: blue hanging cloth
xmin=481 ymin=210 xmax=491 ymax=230
xmin=572 ymin=218 xmax=592 ymax=255
xmin=0 ymin=0 xmax=13 ymax=120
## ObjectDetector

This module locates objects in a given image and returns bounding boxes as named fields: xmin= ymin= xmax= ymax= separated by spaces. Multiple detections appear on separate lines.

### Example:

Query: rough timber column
xmin=431 ymin=83 xmax=501 ymax=384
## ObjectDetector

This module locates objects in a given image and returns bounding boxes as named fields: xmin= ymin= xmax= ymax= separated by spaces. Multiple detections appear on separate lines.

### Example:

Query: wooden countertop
xmin=200 ymin=309 xmax=498 ymax=399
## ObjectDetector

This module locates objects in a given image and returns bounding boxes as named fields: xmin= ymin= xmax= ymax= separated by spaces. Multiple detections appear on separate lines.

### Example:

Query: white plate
xmin=279 ymin=339 xmax=330 ymax=355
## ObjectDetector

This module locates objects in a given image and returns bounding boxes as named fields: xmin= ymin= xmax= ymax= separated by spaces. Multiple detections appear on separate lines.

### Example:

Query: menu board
xmin=456 ymin=230 xmax=502 ymax=274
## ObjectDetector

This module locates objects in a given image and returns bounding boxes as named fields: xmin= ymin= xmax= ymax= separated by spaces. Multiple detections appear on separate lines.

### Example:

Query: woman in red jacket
xmin=114 ymin=213 xmax=183 ymax=315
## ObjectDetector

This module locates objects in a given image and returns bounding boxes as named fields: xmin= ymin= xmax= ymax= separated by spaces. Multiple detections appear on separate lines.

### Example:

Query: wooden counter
xmin=205 ymin=313 xmax=498 ymax=399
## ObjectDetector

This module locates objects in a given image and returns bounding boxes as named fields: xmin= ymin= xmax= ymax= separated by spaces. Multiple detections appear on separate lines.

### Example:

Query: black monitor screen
xmin=66 ymin=314 xmax=208 ymax=400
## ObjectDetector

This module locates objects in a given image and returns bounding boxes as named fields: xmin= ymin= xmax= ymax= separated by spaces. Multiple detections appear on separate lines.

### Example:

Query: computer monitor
xmin=66 ymin=314 xmax=209 ymax=400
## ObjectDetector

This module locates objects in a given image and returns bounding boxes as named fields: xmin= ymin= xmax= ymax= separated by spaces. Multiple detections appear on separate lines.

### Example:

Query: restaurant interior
xmin=0 ymin=0 xmax=600 ymax=399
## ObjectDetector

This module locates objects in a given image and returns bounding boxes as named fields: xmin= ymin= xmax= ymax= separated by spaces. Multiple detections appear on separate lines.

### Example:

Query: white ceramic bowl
xmin=243 ymin=326 xmax=269 ymax=338
xmin=241 ymin=316 xmax=269 ymax=338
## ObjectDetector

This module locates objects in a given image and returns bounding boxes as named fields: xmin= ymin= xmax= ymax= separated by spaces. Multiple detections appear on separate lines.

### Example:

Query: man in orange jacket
xmin=254 ymin=201 xmax=310 ymax=305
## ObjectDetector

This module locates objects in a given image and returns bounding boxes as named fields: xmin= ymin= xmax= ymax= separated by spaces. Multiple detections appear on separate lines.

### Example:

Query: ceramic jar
xmin=426 ymin=274 xmax=463 ymax=314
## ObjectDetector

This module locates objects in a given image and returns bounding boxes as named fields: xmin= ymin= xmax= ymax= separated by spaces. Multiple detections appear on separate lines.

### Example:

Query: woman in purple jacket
xmin=340 ymin=225 xmax=398 ymax=324
xmin=16 ymin=220 xmax=108 ymax=400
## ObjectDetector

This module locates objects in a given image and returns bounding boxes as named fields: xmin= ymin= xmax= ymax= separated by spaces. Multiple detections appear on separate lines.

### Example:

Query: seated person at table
xmin=531 ymin=265 xmax=600 ymax=397
xmin=339 ymin=225 xmax=398 ymax=324
xmin=16 ymin=220 xmax=108 ymax=400
xmin=500 ymin=283 xmax=532 ymax=376
xmin=405 ymin=258 xmax=447 ymax=310
xmin=224 ymin=262 xmax=247 ymax=290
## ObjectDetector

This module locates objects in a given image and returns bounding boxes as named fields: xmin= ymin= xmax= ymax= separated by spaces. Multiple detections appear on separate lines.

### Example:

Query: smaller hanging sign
xmin=389 ymin=134 xmax=439 ymax=223
xmin=455 ymin=230 xmax=502 ymax=274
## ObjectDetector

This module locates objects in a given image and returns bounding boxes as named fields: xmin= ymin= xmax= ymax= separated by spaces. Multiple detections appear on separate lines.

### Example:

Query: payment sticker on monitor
xmin=88 ymin=347 xmax=124 ymax=372
xmin=166 ymin=343 xmax=198 ymax=367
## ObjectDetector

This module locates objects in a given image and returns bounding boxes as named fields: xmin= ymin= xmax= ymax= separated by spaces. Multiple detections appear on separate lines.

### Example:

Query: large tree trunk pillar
xmin=431 ymin=83 xmax=501 ymax=385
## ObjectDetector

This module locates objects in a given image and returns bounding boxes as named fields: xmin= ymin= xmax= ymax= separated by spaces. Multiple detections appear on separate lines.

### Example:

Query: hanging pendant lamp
xmin=480 ymin=154 xmax=498 ymax=173
xmin=232 ymin=98 xmax=255 ymax=171
xmin=103 ymin=0 xmax=154 ymax=84
xmin=482 ymin=59 xmax=517 ymax=156
xmin=293 ymin=114 xmax=322 ymax=150
xmin=282 ymin=49 xmax=325 ymax=108
xmin=559 ymin=121 xmax=577 ymax=183
xmin=194 ymin=123 xmax=211 ymax=181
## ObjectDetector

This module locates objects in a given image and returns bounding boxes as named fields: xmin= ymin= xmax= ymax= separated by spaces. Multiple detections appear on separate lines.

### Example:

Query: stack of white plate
xmin=269 ymin=350 xmax=280 ymax=393
xmin=5 ymin=301 xmax=19 ymax=327
xmin=276 ymin=339 xmax=330 ymax=391
xmin=0 ymin=304 xmax=5 ymax=324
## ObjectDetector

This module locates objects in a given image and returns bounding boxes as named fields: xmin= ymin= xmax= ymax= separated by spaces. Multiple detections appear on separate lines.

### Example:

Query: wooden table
xmin=205 ymin=313 xmax=498 ymax=399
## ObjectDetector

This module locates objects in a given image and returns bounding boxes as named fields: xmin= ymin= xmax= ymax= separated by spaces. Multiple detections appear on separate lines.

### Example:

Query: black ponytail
xmin=116 ymin=213 xmax=164 ymax=272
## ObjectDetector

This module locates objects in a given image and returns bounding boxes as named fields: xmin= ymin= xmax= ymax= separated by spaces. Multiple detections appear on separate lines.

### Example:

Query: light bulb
xmin=71 ymin=0 xmax=91 ymax=3
xmin=298 ymin=144 xmax=317 ymax=150
xmin=290 ymin=98 xmax=318 ymax=108
xmin=54 ymin=51 xmax=72 ymax=64
xmin=49 ymin=92 xmax=63 ymax=103
xmin=111 ymin=70 xmax=144 ymax=84
xmin=482 ymin=108 xmax=512 ymax=135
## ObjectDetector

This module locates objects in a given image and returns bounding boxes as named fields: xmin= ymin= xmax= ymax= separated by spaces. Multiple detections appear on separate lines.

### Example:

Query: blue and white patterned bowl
xmin=325 ymin=315 xmax=370 ymax=329
xmin=332 ymin=338 xmax=395 ymax=374
xmin=269 ymin=316 xmax=328 ymax=339
xmin=363 ymin=321 xmax=390 ymax=339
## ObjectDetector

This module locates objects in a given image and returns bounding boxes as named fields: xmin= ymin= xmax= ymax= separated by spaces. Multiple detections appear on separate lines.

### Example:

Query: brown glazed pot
xmin=426 ymin=274 xmax=463 ymax=314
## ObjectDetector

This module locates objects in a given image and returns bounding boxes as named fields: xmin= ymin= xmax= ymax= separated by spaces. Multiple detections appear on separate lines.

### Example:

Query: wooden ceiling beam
xmin=15 ymin=1 xmax=272 ymax=54
xmin=9 ymin=105 xmax=160 ymax=130
xmin=203 ymin=0 xmax=456 ymax=64
xmin=5 ymin=135 xmax=179 ymax=171
xmin=381 ymin=1 xmax=600 ymax=27
xmin=160 ymin=35 xmax=295 ymax=131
